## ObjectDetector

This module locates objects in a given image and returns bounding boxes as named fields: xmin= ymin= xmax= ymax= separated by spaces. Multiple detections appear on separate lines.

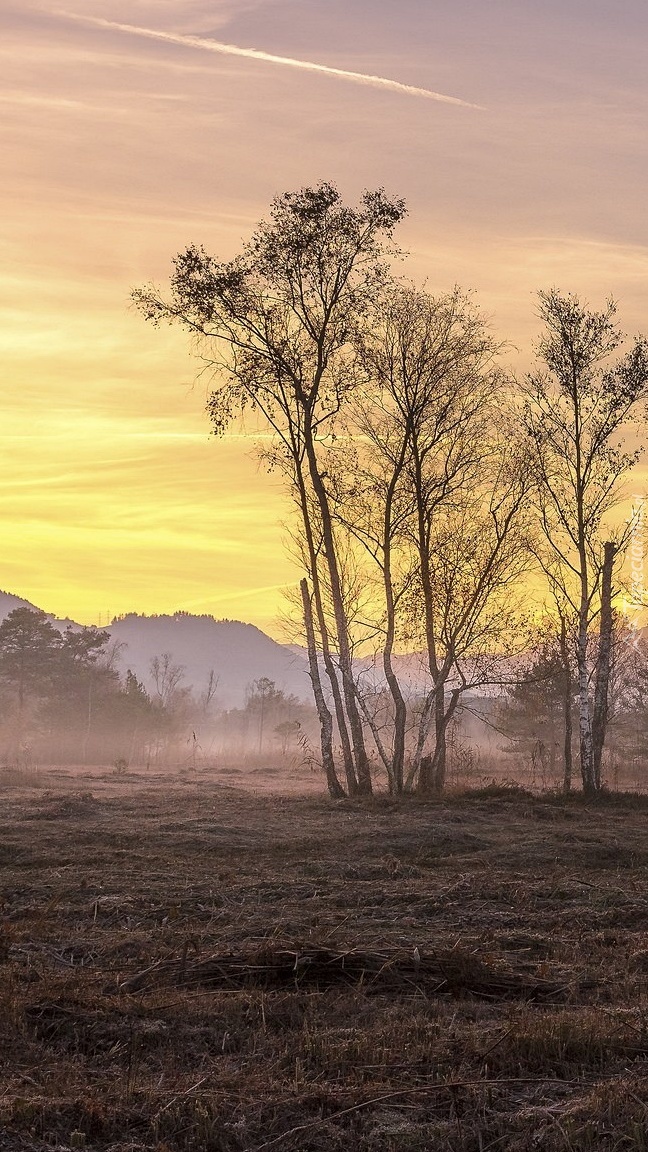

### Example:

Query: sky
xmin=1 ymin=0 xmax=647 ymax=635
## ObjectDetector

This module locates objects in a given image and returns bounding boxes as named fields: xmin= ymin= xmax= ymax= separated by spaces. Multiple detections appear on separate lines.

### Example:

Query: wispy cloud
xmin=0 ymin=89 xmax=188 ymax=110
xmin=57 ymin=10 xmax=483 ymax=109
xmin=177 ymin=582 xmax=295 ymax=610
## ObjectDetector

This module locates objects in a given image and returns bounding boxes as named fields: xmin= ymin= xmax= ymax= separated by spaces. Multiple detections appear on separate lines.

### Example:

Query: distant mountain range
xmin=0 ymin=590 xmax=311 ymax=708
xmin=0 ymin=589 xmax=530 ymax=710
xmin=108 ymin=613 xmax=310 ymax=708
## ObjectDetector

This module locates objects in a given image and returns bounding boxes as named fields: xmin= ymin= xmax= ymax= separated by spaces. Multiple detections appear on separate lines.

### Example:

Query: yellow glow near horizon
xmin=2 ymin=2 xmax=648 ymax=637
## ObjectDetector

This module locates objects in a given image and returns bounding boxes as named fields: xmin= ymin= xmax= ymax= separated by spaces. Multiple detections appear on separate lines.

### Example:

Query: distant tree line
xmin=0 ymin=608 xmax=150 ymax=766
xmin=498 ymin=622 xmax=648 ymax=792
xmin=0 ymin=608 xmax=310 ymax=769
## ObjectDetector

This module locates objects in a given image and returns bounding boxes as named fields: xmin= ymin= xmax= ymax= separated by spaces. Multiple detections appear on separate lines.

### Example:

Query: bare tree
xmin=524 ymin=291 xmax=648 ymax=794
xmin=333 ymin=286 xmax=530 ymax=793
xmin=134 ymin=182 xmax=406 ymax=796
xmin=149 ymin=653 xmax=191 ymax=764
xmin=199 ymin=670 xmax=219 ymax=716
xmin=408 ymin=448 xmax=531 ymax=793
xmin=150 ymin=653 xmax=185 ymax=709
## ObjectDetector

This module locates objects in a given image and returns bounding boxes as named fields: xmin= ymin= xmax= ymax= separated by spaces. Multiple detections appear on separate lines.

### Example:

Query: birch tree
xmin=524 ymin=291 xmax=648 ymax=794
xmin=134 ymin=182 xmax=406 ymax=796
xmin=335 ymin=286 xmax=531 ymax=793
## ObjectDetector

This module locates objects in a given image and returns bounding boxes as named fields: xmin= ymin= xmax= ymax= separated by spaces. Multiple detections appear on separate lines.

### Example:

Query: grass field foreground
xmin=1 ymin=768 xmax=648 ymax=1150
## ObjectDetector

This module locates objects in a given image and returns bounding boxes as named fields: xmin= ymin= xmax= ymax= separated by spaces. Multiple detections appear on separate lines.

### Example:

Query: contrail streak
xmin=57 ymin=11 xmax=483 ymax=109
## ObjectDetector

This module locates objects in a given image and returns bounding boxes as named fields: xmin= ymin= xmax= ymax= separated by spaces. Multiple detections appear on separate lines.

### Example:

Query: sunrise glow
xmin=2 ymin=1 xmax=647 ymax=633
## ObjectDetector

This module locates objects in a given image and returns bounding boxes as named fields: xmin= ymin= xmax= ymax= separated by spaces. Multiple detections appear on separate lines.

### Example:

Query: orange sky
xmin=2 ymin=1 xmax=647 ymax=636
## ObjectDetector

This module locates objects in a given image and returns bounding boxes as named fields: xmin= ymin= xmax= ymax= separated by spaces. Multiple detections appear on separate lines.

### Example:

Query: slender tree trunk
xmin=81 ymin=678 xmax=93 ymax=764
xmin=356 ymin=692 xmax=394 ymax=790
xmin=417 ymin=648 xmax=456 ymax=795
xmin=300 ymin=579 xmax=345 ymax=798
xmin=548 ymin=735 xmax=556 ymax=780
xmin=413 ymin=476 xmax=445 ymax=796
xmin=295 ymin=461 xmax=358 ymax=793
xmin=563 ymin=687 xmax=573 ymax=794
xmin=432 ymin=687 xmax=462 ymax=795
xmin=573 ymin=389 xmax=595 ymax=796
xmin=322 ymin=653 xmax=357 ymax=794
xmin=576 ymin=582 xmax=595 ymax=795
xmin=379 ymin=449 xmax=409 ymax=793
xmin=382 ymin=545 xmax=407 ymax=794
xmin=14 ymin=652 xmax=27 ymax=764
xmin=417 ymin=687 xmax=446 ymax=794
xmin=431 ymin=686 xmax=448 ymax=794
xmin=305 ymin=432 xmax=372 ymax=794
xmin=257 ymin=683 xmax=266 ymax=754
xmin=406 ymin=691 xmax=434 ymax=791
xmin=383 ymin=657 xmax=406 ymax=794
xmin=559 ymin=615 xmax=573 ymax=794
xmin=417 ymin=517 xmax=439 ymax=685
xmin=592 ymin=541 xmax=616 ymax=790
xmin=577 ymin=642 xmax=594 ymax=794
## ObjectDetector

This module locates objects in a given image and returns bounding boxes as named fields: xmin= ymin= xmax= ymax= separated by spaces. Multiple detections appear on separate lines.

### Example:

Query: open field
xmin=2 ymin=765 xmax=648 ymax=1150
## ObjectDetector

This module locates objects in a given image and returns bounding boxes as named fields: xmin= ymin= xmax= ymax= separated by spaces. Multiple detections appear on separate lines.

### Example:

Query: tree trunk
xmin=573 ymin=385 xmax=596 ymax=796
xmin=81 ymin=678 xmax=93 ymax=764
xmin=412 ymin=472 xmax=444 ymax=796
xmin=356 ymin=692 xmax=394 ymax=790
xmin=300 ymin=579 xmax=345 ymax=799
xmin=424 ymin=686 xmax=446 ymax=794
xmin=406 ymin=691 xmax=434 ymax=791
xmin=559 ymin=616 xmax=573 ymax=794
xmin=305 ymin=432 xmax=372 ymax=794
xmin=380 ymin=457 xmax=408 ymax=793
xmin=592 ymin=541 xmax=616 ymax=790
xmin=321 ymin=652 xmax=358 ymax=794
xmin=295 ymin=461 xmax=358 ymax=794
xmin=382 ymin=562 xmax=407 ymax=793
xmin=432 ymin=687 xmax=461 ymax=795
xmin=576 ymin=600 xmax=595 ymax=795
xmin=415 ymin=680 xmax=461 ymax=797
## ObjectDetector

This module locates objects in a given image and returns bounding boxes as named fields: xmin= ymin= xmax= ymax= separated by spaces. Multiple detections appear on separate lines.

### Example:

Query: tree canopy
xmin=134 ymin=185 xmax=648 ymax=798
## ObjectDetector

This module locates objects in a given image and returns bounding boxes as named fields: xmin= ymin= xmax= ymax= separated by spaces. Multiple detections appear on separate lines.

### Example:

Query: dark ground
xmin=1 ymin=764 xmax=648 ymax=1150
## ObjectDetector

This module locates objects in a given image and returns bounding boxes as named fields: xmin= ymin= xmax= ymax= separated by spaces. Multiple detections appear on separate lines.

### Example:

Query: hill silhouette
xmin=0 ymin=589 xmax=43 ymax=619
xmin=108 ymin=613 xmax=310 ymax=708
xmin=0 ymin=593 xmax=310 ymax=708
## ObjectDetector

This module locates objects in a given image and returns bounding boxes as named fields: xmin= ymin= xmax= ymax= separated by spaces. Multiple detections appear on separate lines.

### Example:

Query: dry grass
xmin=1 ymin=764 xmax=648 ymax=1150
